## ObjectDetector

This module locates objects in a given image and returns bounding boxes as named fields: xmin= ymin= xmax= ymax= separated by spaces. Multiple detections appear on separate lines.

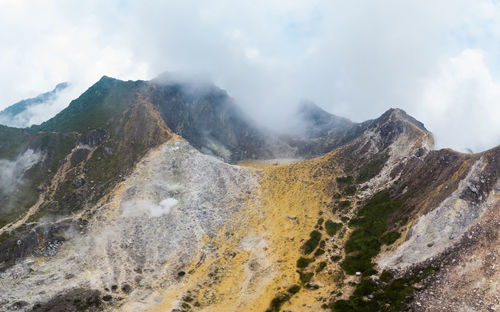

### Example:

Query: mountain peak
xmin=294 ymin=101 xmax=353 ymax=138
xmin=379 ymin=107 xmax=427 ymax=131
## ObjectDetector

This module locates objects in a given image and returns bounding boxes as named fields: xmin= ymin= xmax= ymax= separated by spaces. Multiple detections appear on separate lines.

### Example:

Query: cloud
xmin=0 ymin=0 xmax=499 ymax=151
xmin=0 ymin=149 xmax=41 ymax=195
xmin=0 ymin=84 xmax=81 ymax=127
xmin=416 ymin=49 xmax=500 ymax=152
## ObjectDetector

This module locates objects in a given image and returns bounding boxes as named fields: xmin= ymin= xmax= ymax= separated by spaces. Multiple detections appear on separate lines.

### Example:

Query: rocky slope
xmin=0 ymin=75 xmax=498 ymax=312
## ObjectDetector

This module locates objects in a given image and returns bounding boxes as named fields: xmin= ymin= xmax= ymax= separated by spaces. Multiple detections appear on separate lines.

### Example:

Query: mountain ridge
xmin=0 ymin=83 xmax=70 ymax=128
xmin=0 ymin=75 xmax=498 ymax=312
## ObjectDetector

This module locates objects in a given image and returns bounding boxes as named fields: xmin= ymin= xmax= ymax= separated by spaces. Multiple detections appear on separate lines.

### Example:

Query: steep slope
xmin=0 ymin=75 xmax=499 ymax=312
xmin=0 ymin=76 xmax=173 ymax=273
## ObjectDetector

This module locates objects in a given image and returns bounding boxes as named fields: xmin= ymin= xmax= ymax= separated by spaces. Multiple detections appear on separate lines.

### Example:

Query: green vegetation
xmin=314 ymin=248 xmax=325 ymax=257
xmin=303 ymin=230 xmax=322 ymax=254
xmin=298 ymin=271 xmax=314 ymax=284
xmin=288 ymin=285 xmax=301 ymax=294
xmin=342 ymin=192 xmax=403 ymax=275
xmin=380 ymin=231 xmax=401 ymax=245
xmin=379 ymin=271 xmax=393 ymax=283
xmin=344 ymin=185 xmax=357 ymax=196
xmin=329 ymin=273 xmax=422 ymax=312
xmin=338 ymin=200 xmax=351 ymax=209
xmin=344 ymin=164 xmax=354 ymax=173
xmin=267 ymin=292 xmax=291 ymax=312
xmin=35 ymin=77 xmax=140 ymax=133
xmin=325 ymin=220 xmax=342 ymax=236
xmin=183 ymin=295 xmax=193 ymax=303
xmin=331 ymin=255 xmax=342 ymax=262
xmin=336 ymin=176 xmax=354 ymax=184
xmin=316 ymin=261 xmax=327 ymax=273
xmin=356 ymin=157 xmax=388 ymax=183
xmin=0 ymin=126 xmax=29 ymax=159
xmin=297 ymin=257 xmax=315 ymax=269
xmin=328 ymin=192 xmax=419 ymax=312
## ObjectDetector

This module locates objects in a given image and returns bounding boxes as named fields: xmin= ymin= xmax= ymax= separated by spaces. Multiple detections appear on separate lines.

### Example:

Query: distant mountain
xmin=0 ymin=82 xmax=69 ymax=128
xmin=0 ymin=75 xmax=498 ymax=312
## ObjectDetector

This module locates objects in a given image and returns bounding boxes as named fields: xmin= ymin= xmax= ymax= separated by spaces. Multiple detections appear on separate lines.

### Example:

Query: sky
xmin=0 ymin=0 xmax=499 ymax=152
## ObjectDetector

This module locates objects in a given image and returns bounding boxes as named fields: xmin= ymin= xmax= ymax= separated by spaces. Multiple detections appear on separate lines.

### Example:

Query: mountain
xmin=0 ymin=75 xmax=498 ymax=312
xmin=0 ymin=83 xmax=70 ymax=128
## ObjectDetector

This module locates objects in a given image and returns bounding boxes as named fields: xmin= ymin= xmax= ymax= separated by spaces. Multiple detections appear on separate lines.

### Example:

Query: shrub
xmin=299 ymin=272 xmax=314 ymax=284
xmin=331 ymin=255 xmax=342 ymax=262
xmin=303 ymin=230 xmax=322 ymax=254
xmin=297 ymin=257 xmax=314 ymax=269
xmin=380 ymin=231 xmax=401 ymax=245
xmin=314 ymin=248 xmax=325 ymax=257
xmin=316 ymin=261 xmax=327 ymax=273
xmin=344 ymin=164 xmax=354 ymax=173
xmin=268 ymin=293 xmax=290 ymax=312
xmin=320 ymin=240 xmax=326 ymax=249
xmin=345 ymin=185 xmax=357 ymax=196
xmin=336 ymin=176 xmax=354 ymax=184
xmin=380 ymin=270 xmax=394 ymax=283
xmin=339 ymin=200 xmax=351 ymax=209
xmin=288 ymin=285 xmax=301 ymax=294
xmin=325 ymin=220 xmax=342 ymax=236
xmin=342 ymin=192 xmax=403 ymax=275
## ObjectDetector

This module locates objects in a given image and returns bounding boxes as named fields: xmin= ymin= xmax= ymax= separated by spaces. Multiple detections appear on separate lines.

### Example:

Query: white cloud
xmin=416 ymin=49 xmax=500 ymax=152
xmin=0 ymin=149 xmax=41 ymax=195
xmin=0 ymin=0 xmax=499 ymax=151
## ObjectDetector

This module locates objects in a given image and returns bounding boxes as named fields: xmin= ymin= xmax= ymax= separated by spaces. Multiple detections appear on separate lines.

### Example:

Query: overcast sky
xmin=0 ymin=0 xmax=499 ymax=152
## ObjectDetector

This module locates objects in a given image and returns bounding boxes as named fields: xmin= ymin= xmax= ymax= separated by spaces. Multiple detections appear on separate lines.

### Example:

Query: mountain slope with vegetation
xmin=0 ymin=75 xmax=498 ymax=312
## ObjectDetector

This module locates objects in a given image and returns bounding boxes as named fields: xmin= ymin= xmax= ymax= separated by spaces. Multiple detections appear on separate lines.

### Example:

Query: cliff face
xmin=0 ymin=76 xmax=498 ymax=312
